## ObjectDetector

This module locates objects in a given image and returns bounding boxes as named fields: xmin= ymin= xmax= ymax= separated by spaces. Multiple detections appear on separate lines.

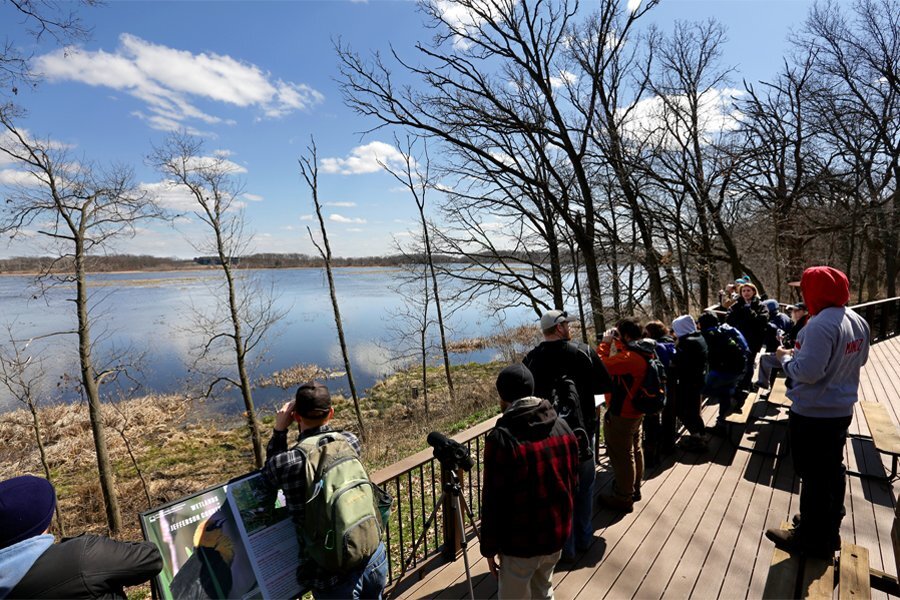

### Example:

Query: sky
xmin=0 ymin=0 xmax=821 ymax=259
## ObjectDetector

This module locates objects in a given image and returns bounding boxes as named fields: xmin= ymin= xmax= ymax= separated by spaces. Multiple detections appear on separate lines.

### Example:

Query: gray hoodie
xmin=781 ymin=306 xmax=869 ymax=418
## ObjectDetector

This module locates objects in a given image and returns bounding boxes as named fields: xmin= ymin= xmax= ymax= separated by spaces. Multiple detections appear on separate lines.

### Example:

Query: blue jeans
xmin=703 ymin=370 xmax=744 ymax=425
xmin=563 ymin=457 xmax=596 ymax=557
xmin=314 ymin=542 xmax=388 ymax=599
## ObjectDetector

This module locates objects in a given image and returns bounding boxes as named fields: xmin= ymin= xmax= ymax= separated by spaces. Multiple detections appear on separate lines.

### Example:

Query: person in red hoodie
xmin=764 ymin=266 xmax=869 ymax=558
xmin=596 ymin=317 xmax=654 ymax=513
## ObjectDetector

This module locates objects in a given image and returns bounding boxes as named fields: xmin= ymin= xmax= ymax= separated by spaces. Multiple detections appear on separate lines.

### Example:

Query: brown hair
xmin=643 ymin=320 xmax=668 ymax=340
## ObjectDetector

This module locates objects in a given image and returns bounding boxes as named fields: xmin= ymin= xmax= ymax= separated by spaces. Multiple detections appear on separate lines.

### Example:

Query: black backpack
xmin=550 ymin=374 xmax=593 ymax=462
xmin=631 ymin=344 xmax=668 ymax=415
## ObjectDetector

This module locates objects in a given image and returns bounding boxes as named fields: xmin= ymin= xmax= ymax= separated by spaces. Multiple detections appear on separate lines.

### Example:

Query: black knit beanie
xmin=496 ymin=364 xmax=535 ymax=403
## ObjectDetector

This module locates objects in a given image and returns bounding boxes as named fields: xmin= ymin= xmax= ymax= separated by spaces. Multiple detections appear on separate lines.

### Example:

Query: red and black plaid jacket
xmin=480 ymin=397 xmax=579 ymax=558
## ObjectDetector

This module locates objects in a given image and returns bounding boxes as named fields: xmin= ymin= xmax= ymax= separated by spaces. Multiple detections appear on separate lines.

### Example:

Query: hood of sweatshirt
xmin=627 ymin=338 xmax=660 ymax=356
xmin=0 ymin=534 xmax=54 ymax=598
xmin=801 ymin=266 xmax=850 ymax=316
xmin=498 ymin=396 xmax=559 ymax=442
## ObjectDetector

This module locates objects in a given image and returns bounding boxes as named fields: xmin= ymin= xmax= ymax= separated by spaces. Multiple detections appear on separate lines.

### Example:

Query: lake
xmin=0 ymin=267 xmax=537 ymax=415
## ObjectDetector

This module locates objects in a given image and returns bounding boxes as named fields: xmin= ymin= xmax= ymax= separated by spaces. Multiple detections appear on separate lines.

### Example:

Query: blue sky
xmin=0 ymin=0 xmax=820 ymax=259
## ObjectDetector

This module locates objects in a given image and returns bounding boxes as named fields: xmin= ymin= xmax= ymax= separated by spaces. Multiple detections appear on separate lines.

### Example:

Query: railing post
xmin=440 ymin=465 xmax=463 ymax=561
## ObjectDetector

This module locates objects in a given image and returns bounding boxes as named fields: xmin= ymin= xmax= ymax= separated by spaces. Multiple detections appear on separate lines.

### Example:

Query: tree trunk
xmin=29 ymin=405 xmax=64 ymax=535
xmin=75 ymin=243 xmax=121 ymax=536
xmin=421 ymin=219 xmax=455 ymax=403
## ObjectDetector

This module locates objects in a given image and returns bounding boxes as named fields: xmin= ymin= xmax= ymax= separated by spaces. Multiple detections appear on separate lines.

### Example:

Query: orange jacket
xmin=597 ymin=339 xmax=649 ymax=419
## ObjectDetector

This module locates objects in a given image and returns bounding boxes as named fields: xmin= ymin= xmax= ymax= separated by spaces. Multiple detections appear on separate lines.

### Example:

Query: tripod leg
xmin=452 ymin=492 xmax=476 ymax=600
xmin=457 ymin=495 xmax=482 ymax=544
xmin=394 ymin=490 xmax=446 ymax=590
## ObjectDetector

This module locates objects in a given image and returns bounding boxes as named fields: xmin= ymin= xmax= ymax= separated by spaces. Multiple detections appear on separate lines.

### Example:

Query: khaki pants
xmin=497 ymin=550 xmax=561 ymax=599
xmin=603 ymin=413 xmax=644 ymax=498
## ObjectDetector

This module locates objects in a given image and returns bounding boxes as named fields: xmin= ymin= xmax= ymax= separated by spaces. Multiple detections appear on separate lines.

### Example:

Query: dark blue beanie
xmin=0 ymin=475 xmax=56 ymax=549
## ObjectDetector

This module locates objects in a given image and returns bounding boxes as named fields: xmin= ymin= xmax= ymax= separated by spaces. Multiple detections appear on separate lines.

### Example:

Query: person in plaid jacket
xmin=481 ymin=364 xmax=579 ymax=599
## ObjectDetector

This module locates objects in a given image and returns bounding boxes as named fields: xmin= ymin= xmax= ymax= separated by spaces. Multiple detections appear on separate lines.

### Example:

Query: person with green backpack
xmin=262 ymin=382 xmax=387 ymax=599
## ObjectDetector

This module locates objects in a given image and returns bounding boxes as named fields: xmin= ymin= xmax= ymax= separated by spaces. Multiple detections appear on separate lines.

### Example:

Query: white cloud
xmin=329 ymin=214 xmax=366 ymax=224
xmin=213 ymin=149 xmax=233 ymax=157
xmin=34 ymin=34 xmax=325 ymax=132
xmin=184 ymin=155 xmax=247 ymax=174
xmin=299 ymin=214 xmax=314 ymax=221
xmin=139 ymin=180 xmax=197 ymax=211
xmin=549 ymin=70 xmax=578 ymax=88
xmin=243 ymin=193 xmax=263 ymax=202
xmin=320 ymin=141 xmax=408 ymax=175
xmin=432 ymin=0 xmax=515 ymax=51
xmin=627 ymin=0 xmax=641 ymax=13
xmin=0 ymin=168 xmax=43 ymax=187
xmin=325 ymin=201 xmax=357 ymax=207
xmin=621 ymin=87 xmax=743 ymax=147
xmin=347 ymin=228 xmax=364 ymax=233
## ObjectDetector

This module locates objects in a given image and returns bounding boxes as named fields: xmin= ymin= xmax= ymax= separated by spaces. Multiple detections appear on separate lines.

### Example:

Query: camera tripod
xmin=395 ymin=469 xmax=481 ymax=600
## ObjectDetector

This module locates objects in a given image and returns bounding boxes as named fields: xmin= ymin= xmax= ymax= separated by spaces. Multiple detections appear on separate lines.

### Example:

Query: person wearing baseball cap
xmin=523 ymin=309 xmax=611 ymax=562
xmin=0 ymin=475 xmax=161 ymax=598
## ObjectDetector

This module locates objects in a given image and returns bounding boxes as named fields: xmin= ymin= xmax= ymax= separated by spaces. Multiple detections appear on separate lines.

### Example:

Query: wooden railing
xmin=369 ymin=415 xmax=499 ymax=589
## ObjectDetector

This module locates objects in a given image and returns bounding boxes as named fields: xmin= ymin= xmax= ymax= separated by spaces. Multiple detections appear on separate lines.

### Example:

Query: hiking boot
xmin=792 ymin=513 xmax=801 ymax=527
xmin=633 ymin=489 xmax=642 ymax=502
xmin=598 ymin=493 xmax=634 ymax=513
xmin=765 ymin=527 xmax=838 ymax=558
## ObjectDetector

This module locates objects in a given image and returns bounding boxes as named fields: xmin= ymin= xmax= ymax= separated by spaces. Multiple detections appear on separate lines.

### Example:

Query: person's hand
xmin=776 ymin=330 xmax=784 ymax=343
xmin=776 ymin=347 xmax=793 ymax=361
xmin=602 ymin=328 xmax=617 ymax=343
xmin=274 ymin=400 xmax=296 ymax=432
xmin=486 ymin=555 xmax=500 ymax=578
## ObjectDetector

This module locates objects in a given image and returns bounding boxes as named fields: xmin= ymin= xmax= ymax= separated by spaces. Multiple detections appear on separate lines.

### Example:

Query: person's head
xmin=739 ymin=283 xmax=758 ymax=302
xmin=615 ymin=317 xmax=643 ymax=343
xmin=791 ymin=302 xmax=808 ymax=323
xmin=0 ymin=475 xmax=56 ymax=550
xmin=293 ymin=382 xmax=334 ymax=430
xmin=671 ymin=315 xmax=697 ymax=338
xmin=540 ymin=309 xmax=576 ymax=341
xmin=495 ymin=364 xmax=535 ymax=410
xmin=762 ymin=299 xmax=780 ymax=317
xmin=698 ymin=311 xmax=720 ymax=331
xmin=643 ymin=320 xmax=668 ymax=341
xmin=799 ymin=266 xmax=850 ymax=316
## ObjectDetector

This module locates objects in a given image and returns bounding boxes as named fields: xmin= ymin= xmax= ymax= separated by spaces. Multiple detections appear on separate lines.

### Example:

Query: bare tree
xmin=0 ymin=325 xmax=65 ymax=534
xmin=0 ymin=104 xmax=160 ymax=534
xmin=1 ymin=0 xmax=99 ymax=95
xmin=150 ymin=132 xmax=281 ymax=468
xmin=378 ymin=137 xmax=455 ymax=401
xmin=298 ymin=139 xmax=367 ymax=440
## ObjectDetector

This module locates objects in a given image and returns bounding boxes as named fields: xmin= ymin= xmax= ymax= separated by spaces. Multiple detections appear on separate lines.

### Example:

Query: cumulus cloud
xmin=347 ymin=227 xmax=364 ymax=233
xmin=243 ymin=193 xmax=263 ymax=202
xmin=329 ymin=214 xmax=366 ymax=224
xmin=432 ymin=0 xmax=515 ymax=50
xmin=34 ymin=33 xmax=324 ymax=132
xmin=549 ymin=70 xmax=578 ymax=88
xmin=621 ymin=87 xmax=743 ymax=147
xmin=325 ymin=201 xmax=357 ymax=207
xmin=627 ymin=0 xmax=641 ymax=13
xmin=139 ymin=180 xmax=198 ymax=211
xmin=0 ymin=168 xmax=43 ymax=187
xmin=320 ymin=141 xmax=408 ymax=175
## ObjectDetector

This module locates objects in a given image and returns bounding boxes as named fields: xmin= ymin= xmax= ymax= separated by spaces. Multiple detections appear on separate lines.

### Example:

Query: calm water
xmin=0 ymin=268 xmax=535 ymax=415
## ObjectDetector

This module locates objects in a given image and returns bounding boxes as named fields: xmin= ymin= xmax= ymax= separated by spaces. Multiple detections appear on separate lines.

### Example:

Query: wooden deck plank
xmin=839 ymin=543 xmax=871 ymax=600
xmin=860 ymin=402 xmax=900 ymax=456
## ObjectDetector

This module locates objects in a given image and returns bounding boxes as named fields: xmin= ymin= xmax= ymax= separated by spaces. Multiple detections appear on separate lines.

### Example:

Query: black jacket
xmin=8 ymin=534 xmax=162 ymax=599
xmin=672 ymin=331 xmax=708 ymax=393
xmin=523 ymin=339 xmax=612 ymax=433
xmin=726 ymin=299 xmax=770 ymax=353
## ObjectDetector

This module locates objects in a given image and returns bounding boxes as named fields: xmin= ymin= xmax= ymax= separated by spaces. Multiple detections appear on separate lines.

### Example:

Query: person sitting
xmin=762 ymin=299 xmax=792 ymax=352
xmin=0 ymin=475 xmax=162 ymax=599
xmin=698 ymin=312 xmax=750 ymax=437
xmin=671 ymin=315 xmax=710 ymax=453
xmin=481 ymin=364 xmax=579 ymax=599
xmin=755 ymin=301 xmax=810 ymax=390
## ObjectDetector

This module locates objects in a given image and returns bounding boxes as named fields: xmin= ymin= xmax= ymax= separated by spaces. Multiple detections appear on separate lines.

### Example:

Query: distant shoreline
xmin=0 ymin=263 xmax=417 ymax=277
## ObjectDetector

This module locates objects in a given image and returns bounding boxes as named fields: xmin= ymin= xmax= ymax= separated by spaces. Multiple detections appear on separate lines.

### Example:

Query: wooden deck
xmin=391 ymin=335 xmax=900 ymax=599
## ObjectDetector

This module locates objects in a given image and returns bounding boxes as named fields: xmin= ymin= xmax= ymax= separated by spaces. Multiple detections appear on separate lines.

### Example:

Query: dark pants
xmin=677 ymin=384 xmax=705 ymax=436
xmin=790 ymin=411 xmax=852 ymax=547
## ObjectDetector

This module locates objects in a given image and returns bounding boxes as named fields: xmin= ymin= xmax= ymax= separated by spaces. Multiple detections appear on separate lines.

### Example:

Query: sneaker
xmin=598 ymin=493 xmax=634 ymax=513
xmin=677 ymin=435 xmax=709 ymax=453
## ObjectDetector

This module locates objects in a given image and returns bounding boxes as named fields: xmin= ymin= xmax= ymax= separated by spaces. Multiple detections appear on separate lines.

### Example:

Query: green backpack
xmin=296 ymin=432 xmax=384 ymax=573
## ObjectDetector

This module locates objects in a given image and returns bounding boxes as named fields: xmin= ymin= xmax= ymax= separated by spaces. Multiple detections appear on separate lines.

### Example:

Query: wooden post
xmin=440 ymin=466 xmax=464 ymax=560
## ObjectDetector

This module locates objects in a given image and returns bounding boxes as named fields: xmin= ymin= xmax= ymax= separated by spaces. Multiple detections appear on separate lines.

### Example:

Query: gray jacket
xmin=781 ymin=306 xmax=869 ymax=418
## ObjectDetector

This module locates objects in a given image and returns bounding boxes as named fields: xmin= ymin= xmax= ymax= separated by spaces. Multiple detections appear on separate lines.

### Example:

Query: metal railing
xmin=369 ymin=415 xmax=499 ymax=590
xmin=850 ymin=296 xmax=899 ymax=343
